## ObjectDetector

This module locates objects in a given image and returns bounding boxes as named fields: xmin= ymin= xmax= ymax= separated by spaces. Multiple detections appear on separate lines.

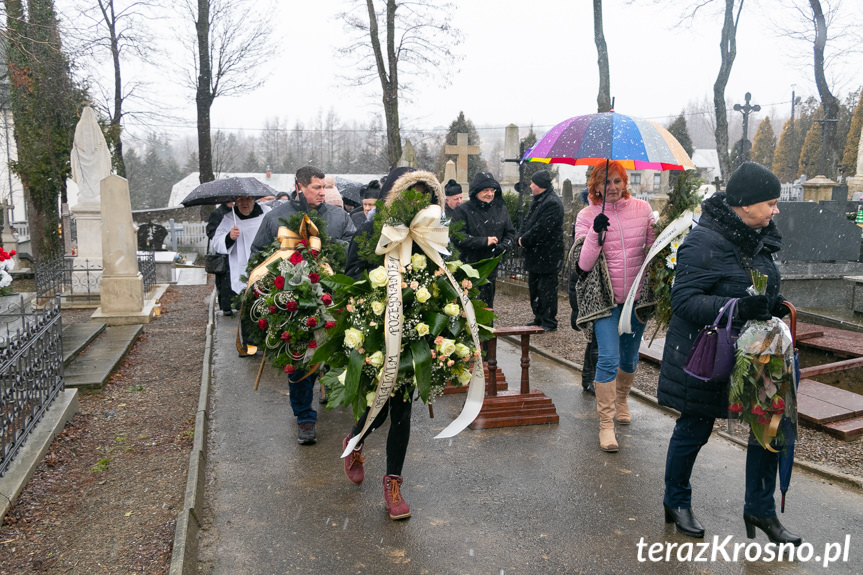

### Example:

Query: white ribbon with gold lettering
xmin=619 ymin=210 xmax=694 ymax=334
xmin=341 ymin=205 xmax=485 ymax=457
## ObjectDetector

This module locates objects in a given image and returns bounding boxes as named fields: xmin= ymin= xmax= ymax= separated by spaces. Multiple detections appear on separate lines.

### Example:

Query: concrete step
xmin=63 ymin=324 xmax=143 ymax=393
xmin=61 ymin=321 xmax=106 ymax=366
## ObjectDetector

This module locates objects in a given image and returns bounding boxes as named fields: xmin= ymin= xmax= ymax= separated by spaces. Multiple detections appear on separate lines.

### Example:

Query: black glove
xmin=771 ymin=297 xmax=790 ymax=318
xmin=592 ymin=213 xmax=610 ymax=234
xmin=738 ymin=295 xmax=771 ymax=321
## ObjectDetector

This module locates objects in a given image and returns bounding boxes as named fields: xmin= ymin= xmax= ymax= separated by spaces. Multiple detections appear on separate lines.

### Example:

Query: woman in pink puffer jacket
xmin=575 ymin=161 xmax=656 ymax=452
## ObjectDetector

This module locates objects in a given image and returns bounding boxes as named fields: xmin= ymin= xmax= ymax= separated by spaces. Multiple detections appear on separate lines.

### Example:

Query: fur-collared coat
xmin=657 ymin=192 xmax=783 ymax=418
xmin=345 ymin=170 xmax=445 ymax=280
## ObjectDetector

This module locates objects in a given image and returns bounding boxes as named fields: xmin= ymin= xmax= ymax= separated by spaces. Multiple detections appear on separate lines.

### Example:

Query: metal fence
xmin=0 ymin=295 xmax=64 ymax=477
xmin=137 ymin=251 xmax=156 ymax=295
xmin=498 ymin=234 xmax=575 ymax=293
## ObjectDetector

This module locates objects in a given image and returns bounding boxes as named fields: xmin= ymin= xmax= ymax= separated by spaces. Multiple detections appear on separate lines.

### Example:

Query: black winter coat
xmin=451 ymin=188 xmax=515 ymax=279
xmin=657 ymin=193 xmax=784 ymax=418
xmin=518 ymin=187 xmax=565 ymax=274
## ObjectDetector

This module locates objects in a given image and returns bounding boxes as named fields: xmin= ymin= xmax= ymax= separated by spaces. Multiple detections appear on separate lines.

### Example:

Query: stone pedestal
xmin=99 ymin=273 xmax=144 ymax=313
xmin=847 ymin=175 xmax=863 ymax=198
xmin=501 ymin=124 xmax=520 ymax=195
xmin=72 ymin=203 xmax=103 ymax=260
xmin=802 ymin=175 xmax=837 ymax=202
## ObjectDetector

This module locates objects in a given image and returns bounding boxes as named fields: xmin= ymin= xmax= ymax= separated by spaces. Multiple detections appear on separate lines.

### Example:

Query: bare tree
xmin=711 ymin=0 xmax=744 ymax=180
xmin=338 ymin=0 xmax=462 ymax=168
xmin=183 ymin=0 xmax=275 ymax=183
xmin=593 ymin=0 xmax=611 ymax=113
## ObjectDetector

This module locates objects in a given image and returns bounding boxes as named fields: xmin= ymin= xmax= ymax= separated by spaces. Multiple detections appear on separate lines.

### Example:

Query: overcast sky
xmin=81 ymin=0 xmax=863 ymax=141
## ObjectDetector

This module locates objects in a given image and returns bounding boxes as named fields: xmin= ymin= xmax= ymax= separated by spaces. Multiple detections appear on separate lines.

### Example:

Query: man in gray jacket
xmin=249 ymin=165 xmax=356 ymax=445
xmin=250 ymin=166 xmax=356 ymax=256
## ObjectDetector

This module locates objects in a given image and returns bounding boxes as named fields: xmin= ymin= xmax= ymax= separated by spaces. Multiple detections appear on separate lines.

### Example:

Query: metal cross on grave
xmin=444 ymin=133 xmax=480 ymax=188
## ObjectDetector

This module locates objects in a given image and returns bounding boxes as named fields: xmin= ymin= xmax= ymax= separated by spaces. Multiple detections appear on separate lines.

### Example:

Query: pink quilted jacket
xmin=576 ymin=197 xmax=656 ymax=304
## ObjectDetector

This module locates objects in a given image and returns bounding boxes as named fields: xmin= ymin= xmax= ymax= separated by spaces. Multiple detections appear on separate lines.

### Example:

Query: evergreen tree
xmin=750 ymin=117 xmax=776 ymax=169
xmin=666 ymin=113 xmax=694 ymax=158
xmin=841 ymin=87 xmax=863 ymax=176
xmin=242 ymin=148 xmax=260 ymax=172
xmin=434 ymin=111 xmax=487 ymax=183
xmin=798 ymin=114 xmax=823 ymax=178
xmin=5 ymin=0 xmax=87 ymax=258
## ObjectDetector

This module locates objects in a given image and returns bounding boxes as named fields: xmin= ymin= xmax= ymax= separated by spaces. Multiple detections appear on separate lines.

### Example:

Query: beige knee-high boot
xmin=615 ymin=369 xmax=636 ymax=425
xmin=595 ymin=380 xmax=618 ymax=452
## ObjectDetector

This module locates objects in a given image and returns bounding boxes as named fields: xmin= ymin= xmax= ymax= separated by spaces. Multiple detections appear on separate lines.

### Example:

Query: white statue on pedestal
xmin=71 ymin=106 xmax=112 ymax=208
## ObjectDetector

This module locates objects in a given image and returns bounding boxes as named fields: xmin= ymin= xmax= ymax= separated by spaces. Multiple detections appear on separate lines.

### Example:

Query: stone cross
xmin=444 ymin=133 xmax=480 ymax=187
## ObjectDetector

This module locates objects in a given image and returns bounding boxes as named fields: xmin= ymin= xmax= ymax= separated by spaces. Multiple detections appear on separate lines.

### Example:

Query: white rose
xmin=437 ymin=338 xmax=456 ymax=357
xmin=416 ymin=322 xmax=430 ymax=337
xmin=457 ymin=366 xmax=473 ymax=385
xmin=367 ymin=350 xmax=384 ymax=367
xmin=415 ymin=286 xmax=431 ymax=303
xmin=344 ymin=327 xmax=364 ymax=349
xmin=443 ymin=302 xmax=460 ymax=317
xmin=411 ymin=253 xmax=427 ymax=271
xmin=371 ymin=300 xmax=385 ymax=315
xmin=368 ymin=266 xmax=388 ymax=288
xmin=365 ymin=391 xmax=376 ymax=407
xmin=454 ymin=343 xmax=471 ymax=359
xmin=337 ymin=370 xmax=346 ymax=384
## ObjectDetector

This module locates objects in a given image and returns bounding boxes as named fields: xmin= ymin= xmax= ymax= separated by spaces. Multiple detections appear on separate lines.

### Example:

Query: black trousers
xmin=351 ymin=391 xmax=414 ymax=476
xmin=528 ymin=272 xmax=558 ymax=330
xmin=582 ymin=331 xmax=598 ymax=389
xmin=215 ymin=272 xmax=233 ymax=312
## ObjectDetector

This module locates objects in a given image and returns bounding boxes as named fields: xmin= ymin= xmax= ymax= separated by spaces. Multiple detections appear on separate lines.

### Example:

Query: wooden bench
xmin=469 ymin=326 xmax=560 ymax=430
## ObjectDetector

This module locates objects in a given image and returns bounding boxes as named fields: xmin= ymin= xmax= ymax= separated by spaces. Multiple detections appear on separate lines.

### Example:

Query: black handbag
xmin=683 ymin=298 xmax=739 ymax=381
xmin=204 ymin=253 xmax=228 ymax=274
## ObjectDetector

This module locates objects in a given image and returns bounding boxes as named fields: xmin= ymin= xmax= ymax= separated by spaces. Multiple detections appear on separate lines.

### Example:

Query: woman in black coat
xmin=657 ymin=162 xmax=801 ymax=546
xmin=451 ymin=171 xmax=515 ymax=308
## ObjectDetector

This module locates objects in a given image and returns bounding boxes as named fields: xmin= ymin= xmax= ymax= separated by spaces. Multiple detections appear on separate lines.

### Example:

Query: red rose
xmin=311 ymin=249 xmax=320 ymax=257
xmin=751 ymin=404 xmax=766 ymax=416
xmin=729 ymin=402 xmax=744 ymax=413
xmin=289 ymin=252 xmax=303 ymax=265
xmin=254 ymin=288 xmax=262 ymax=298
xmin=8 ymin=250 xmax=15 ymax=257
xmin=321 ymin=293 xmax=333 ymax=306
xmin=284 ymin=364 xmax=295 ymax=374
xmin=757 ymin=414 xmax=771 ymax=426
xmin=325 ymin=321 xmax=336 ymax=329
xmin=308 ymin=340 xmax=318 ymax=349
xmin=771 ymin=396 xmax=785 ymax=411
xmin=285 ymin=300 xmax=298 ymax=312
xmin=297 ymin=239 xmax=308 ymax=248
xmin=281 ymin=331 xmax=291 ymax=341
xmin=309 ymin=272 xmax=320 ymax=284
xmin=258 ymin=318 xmax=268 ymax=330
xmin=273 ymin=275 xmax=285 ymax=290
xmin=269 ymin=305 xmax=277 ymax=314
xmin=306 ymin=317 xmax=318 ymax=328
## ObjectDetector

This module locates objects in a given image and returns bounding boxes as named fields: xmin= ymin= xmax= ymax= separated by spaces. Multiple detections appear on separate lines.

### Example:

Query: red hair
xmin=587 ymin=161 xmax=630 ymax=205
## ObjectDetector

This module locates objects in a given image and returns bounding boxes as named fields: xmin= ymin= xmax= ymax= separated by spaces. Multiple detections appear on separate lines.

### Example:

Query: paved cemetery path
xmin=196 ymin=314 xmax=863 ymax=575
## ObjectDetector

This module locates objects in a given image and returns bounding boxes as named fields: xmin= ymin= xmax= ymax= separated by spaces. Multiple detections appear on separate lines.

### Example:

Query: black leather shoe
xmin=582 ymin=381 xmax=595 ymax=395
xmin=297 ymin=422 xmax=317 ymax=445
xmin=664 ymin=504 xmax=705 ymax=538
xmin=526 ymin=319 xmax=540 ymax=326
xmin=743 ymin=514 xmax=802 ymax=545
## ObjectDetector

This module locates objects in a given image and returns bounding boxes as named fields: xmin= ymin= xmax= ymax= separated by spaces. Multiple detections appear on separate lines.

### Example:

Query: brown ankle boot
xmin=595 ymin=380 xmax=618 ymax=452
xmin=383 ymin=475 xmax=411 ymax=519
xmin=615 ymin=369 xmax=636 ymax=425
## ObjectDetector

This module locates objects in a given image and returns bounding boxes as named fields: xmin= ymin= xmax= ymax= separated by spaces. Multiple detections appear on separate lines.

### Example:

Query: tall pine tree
xmin=798 ymin=114 xmax=823 ymax=177
xmin=667 ymin=113 xmax=694 ymax=158
xmin=750 ymin=117 xmax=776 ymax=169
xmin=841 ymin=87 xmax=863 ymax=177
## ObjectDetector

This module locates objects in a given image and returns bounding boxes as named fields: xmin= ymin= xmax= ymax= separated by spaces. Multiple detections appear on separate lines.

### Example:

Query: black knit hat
xmin=468 ymin=172 xmax=500 ymax=197
xmin=725 ymin=162 xmax=781 ymax=207
xmin=444 ymin=179 xmax=462 ymax=197
xmin=531 ymin=169 xmax=552 ymax=190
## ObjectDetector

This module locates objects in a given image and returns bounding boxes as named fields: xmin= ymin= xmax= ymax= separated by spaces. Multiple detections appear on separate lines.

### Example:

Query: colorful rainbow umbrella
xmin=522 ymin=111 xmax=695 ymax=171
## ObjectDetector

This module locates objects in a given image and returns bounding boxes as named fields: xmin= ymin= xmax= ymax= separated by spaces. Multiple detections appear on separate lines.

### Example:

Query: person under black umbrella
xmin=207 ymin=202 xmax=234 ymax=316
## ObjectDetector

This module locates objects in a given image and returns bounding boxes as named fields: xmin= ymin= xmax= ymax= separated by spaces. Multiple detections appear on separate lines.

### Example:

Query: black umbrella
xmin=180 ymin=177 xmax=278 ymax=207
xmin=334 ymin=176 xmax=363 ymax=206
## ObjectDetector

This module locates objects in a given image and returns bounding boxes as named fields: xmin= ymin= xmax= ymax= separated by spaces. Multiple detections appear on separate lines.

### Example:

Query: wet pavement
xmin=197 ymin=313 xmax=863 ymax=575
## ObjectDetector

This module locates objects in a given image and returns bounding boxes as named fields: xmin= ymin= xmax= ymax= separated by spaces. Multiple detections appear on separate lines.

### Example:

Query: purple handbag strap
xmin=710 ymin=298 xmax=738 ymax=330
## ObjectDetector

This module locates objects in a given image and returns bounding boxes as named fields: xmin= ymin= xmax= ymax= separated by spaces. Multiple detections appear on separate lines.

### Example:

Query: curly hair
xmin=587 ymin=161 xmax=630 ymax=205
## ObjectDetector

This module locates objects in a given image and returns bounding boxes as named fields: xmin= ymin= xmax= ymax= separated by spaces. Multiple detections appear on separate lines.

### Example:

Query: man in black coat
xmin=518 ymin=169 xmax=564 ymax=332
xmin=206 ymin=202 xmax=234 ymax=315
xmin=451 ymin=172 xmax=515 ymax=309
xmin=443 ymin=179 xmax=463 ymax=218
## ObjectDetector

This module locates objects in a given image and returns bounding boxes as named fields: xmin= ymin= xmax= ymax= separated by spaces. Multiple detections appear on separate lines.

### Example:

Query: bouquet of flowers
xmin=728 ymin=270 xmax=798 ymax=449
xmin=240 ymin=214 xmax=339 ymax=375
xmin=312 ymin=188 xmax=496 ymax=422
xmin=0 ymin=247 xmax=16 ymax=296
xmin=647 ymin=171 xmax=703 ymax=337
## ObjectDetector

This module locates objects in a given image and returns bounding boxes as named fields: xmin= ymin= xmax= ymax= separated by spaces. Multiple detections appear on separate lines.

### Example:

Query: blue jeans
xmin=287 ymin=369 xmax=318 ymax=424
xmin=592 ymin=304 xmax=646 ymax=383
xmin=664 ymin=413 xmax=779 ymax=517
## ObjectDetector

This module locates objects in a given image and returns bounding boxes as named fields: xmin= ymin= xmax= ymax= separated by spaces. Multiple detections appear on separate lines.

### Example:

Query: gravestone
xmin=847 ymin=124 xmax=863 ymax=196
xmin=444 ymin=133 xmax=480 ymax=189
xmin=397 ymin=139 xmax=418 ymax=168
xmin=802 ymin=175 xmax=836 ymax=202
xmin=501 ymin=124 xmax=520 ymax=195
xmin=137 ymin=223 xmax=168 ymax=251
xmin=70 ymin=106 xmax=112 ymax=265
xmin=443 ymin=160 xmax=457 ymax=187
